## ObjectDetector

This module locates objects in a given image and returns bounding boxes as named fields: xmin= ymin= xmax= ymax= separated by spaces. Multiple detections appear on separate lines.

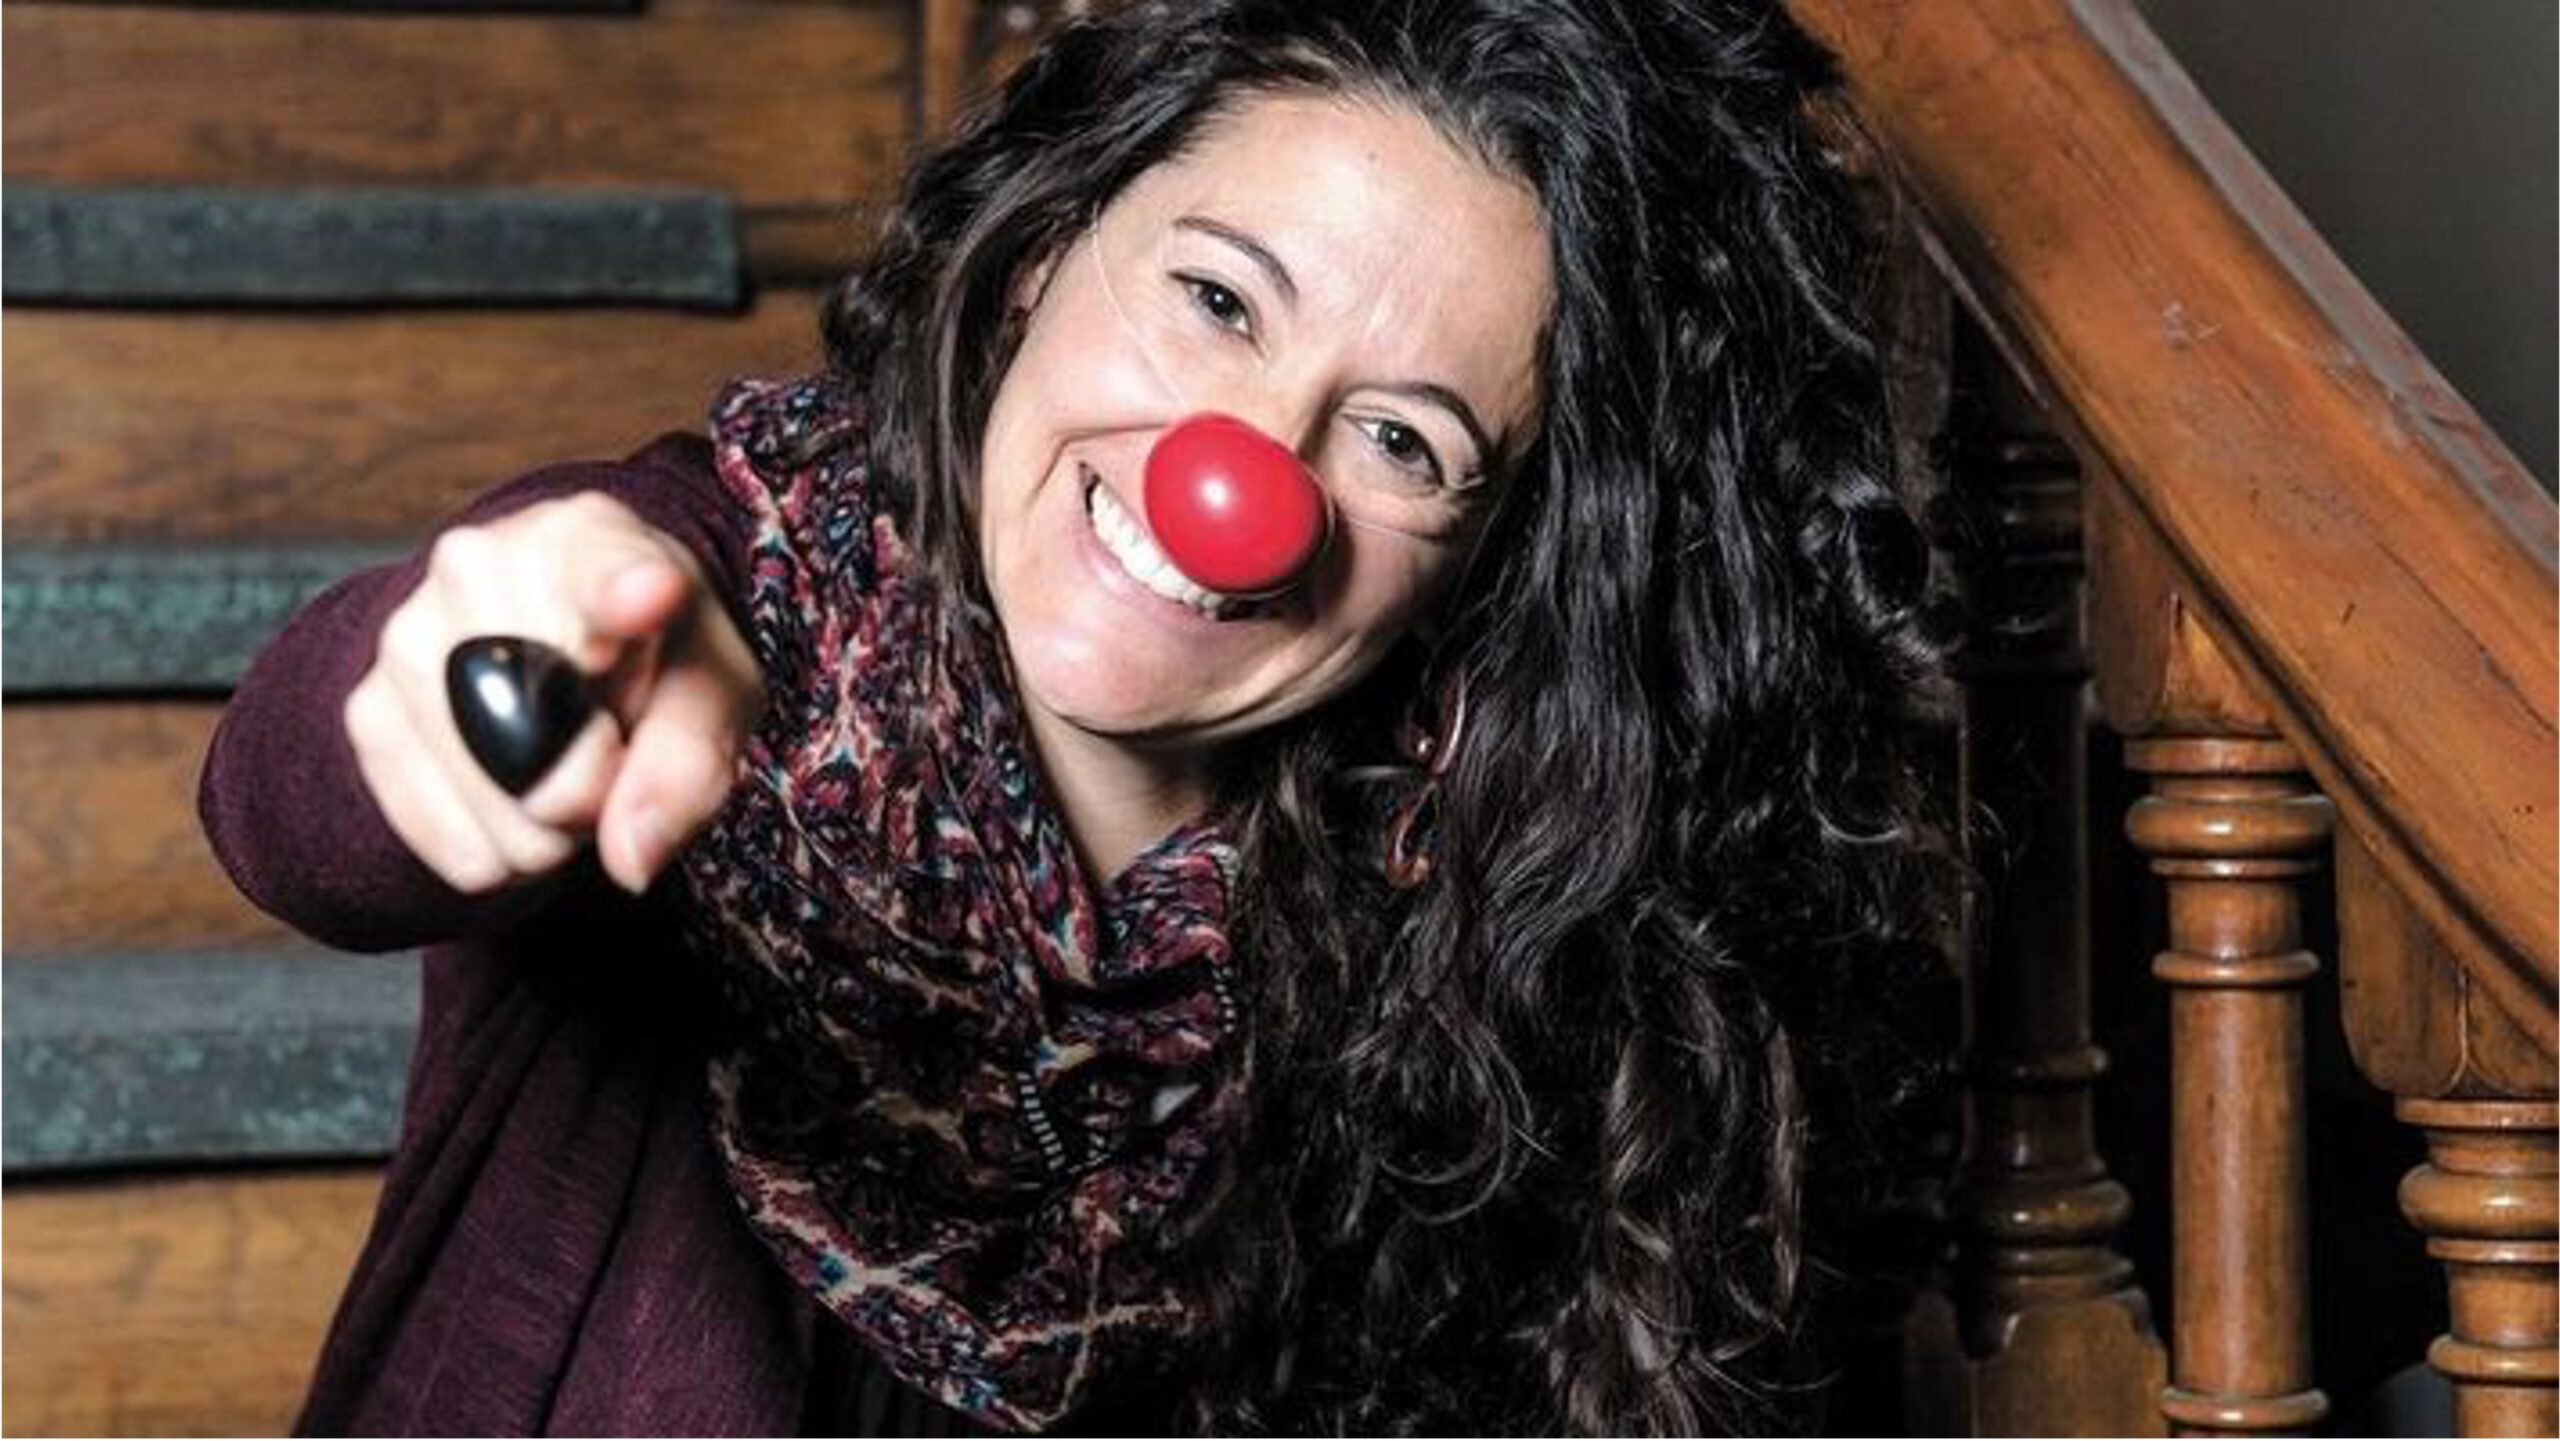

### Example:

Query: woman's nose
xmin=1143 ymin=412 xmax=1331 ymax=597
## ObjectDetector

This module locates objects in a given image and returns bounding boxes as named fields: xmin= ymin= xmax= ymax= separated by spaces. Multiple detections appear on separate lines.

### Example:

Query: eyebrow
xmin=1175 ymin=214 xmax=1299 ymax=307
xmin=1177 ymin=213 xmax=1499 ymax=472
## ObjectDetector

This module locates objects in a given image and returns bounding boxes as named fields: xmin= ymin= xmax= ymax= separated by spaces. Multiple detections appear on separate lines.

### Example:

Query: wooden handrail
xmin=1790 ymin=0 xmax=2557 ymax=1040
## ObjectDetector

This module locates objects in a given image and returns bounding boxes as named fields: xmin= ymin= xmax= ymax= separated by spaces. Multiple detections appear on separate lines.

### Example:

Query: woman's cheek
xmin=1023 ymin=284 xmax=1190 ymax=433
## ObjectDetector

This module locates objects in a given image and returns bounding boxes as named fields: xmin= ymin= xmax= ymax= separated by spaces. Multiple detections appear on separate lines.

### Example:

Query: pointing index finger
xmin=579 ymin=549 xmax=694 ymax=643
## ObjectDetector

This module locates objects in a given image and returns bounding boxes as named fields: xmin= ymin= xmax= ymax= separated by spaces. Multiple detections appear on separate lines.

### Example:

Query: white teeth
xmin=1085 ymin=473 xmax=1230 ymax=616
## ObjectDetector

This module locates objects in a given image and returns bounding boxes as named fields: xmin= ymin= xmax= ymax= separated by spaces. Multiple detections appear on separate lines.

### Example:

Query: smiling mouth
xmin=1079 ymin=463 xmax=1272 ymax=621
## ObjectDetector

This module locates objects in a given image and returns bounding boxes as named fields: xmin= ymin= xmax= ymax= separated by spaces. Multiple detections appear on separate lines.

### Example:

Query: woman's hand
xmin=344 ymin=492 xmax=763 ymax=897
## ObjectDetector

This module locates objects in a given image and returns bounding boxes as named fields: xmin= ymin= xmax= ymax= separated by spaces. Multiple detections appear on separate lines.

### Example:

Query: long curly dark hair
xmin=819 ymin=1 xmax=1961 ymax=1431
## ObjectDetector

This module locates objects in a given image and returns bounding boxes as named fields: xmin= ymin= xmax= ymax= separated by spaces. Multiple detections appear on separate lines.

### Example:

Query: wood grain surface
xmin=2392 ymin=1100 xmax=2560 ymax=1438
xmin=5 ymin=703 xmax=296 ymax=955
xmin=2 ymin=1166 xmax=385 ymax=1437
xmin=0 ymin=2 xmax=896 ymax=1434
xmin=5 ymin=296 xmax=823 ymax=543
xmin=1789 ymin=0 xmax=2557 ymax=1023
xmin=3 ymin=3 xmax=911 ymax=210
xmin=1938 ymin=334 xmax=2166 ymax=1435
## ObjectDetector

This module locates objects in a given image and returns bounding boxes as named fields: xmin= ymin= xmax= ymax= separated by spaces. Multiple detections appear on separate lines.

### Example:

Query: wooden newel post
xmin=2085 ymin=471 xmax=2328 ymax=1436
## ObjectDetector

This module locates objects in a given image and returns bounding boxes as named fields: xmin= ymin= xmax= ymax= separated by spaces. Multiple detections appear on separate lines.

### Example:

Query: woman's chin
xmin=1004 ymin=635 xmax=1209 ymax=741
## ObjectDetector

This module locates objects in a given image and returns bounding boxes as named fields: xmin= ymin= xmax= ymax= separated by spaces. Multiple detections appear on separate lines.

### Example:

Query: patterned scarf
xmin=676 ymin=376 xmax=1245 ymax=1430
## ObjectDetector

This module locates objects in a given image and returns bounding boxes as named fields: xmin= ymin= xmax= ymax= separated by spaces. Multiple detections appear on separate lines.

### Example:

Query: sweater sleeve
xmin=198 ymin=432 xmax=756 ymax=953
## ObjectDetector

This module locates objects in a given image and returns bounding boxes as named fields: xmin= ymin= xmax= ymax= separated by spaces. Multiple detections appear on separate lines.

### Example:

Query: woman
xmin=202 ymin=0 xmax=1954 ymax=1433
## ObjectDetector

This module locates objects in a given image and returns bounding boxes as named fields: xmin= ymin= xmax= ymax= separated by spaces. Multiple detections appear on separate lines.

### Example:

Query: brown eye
xmin=1178 ymin=274 xmax=1253 ymax=336
xmin=1361 ymin=416 xmax=1445 ymax=484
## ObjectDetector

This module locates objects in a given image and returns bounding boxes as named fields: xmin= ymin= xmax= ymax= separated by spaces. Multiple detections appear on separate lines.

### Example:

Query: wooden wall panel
xmin=5 ymin=296 xmax=827 ymax=543
xmin=5 ymin=704 xmax=292 ymax=955
xmin=2 ymin=1167 xmax=383 ymax=1437
xmin=2 ymin=4 xmax=913 ymax=211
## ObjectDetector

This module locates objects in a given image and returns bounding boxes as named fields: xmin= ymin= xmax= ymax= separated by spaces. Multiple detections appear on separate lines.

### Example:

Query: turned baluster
xmin=1936 ymin=325 xmax=2164 ymax=1436
xmin=2086 ymin=472 xmax=2328 ymax=1436
xmin=2339 ymin=827 xmax=2558 ymax=1438
xmin=2124 ymin=737 xmax=2330 ymax=1436
xmin=2400 ymin=1101 xmax=2560 ymax=1435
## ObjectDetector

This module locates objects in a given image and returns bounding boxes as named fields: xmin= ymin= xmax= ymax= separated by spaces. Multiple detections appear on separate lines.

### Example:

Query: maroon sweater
xmin=199 ymin=434 xmax=1001 ymax=1435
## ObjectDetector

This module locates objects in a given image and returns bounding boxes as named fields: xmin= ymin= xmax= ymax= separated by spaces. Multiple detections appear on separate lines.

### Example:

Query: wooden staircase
xmin=1792 ymin=0 xmax=2558 ymax=1432
xmin=3 ymin=0 xmax=2547 ymax=1433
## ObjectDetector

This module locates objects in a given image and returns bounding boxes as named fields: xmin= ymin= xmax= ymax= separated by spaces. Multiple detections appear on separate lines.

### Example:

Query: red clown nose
xmin=1142 ymin=413 xmax=1330 ymax=597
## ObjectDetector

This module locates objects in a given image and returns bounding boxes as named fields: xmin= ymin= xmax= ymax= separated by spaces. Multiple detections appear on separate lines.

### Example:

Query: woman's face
xmin=977 ymin=90 xmax=1552 ymax=760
